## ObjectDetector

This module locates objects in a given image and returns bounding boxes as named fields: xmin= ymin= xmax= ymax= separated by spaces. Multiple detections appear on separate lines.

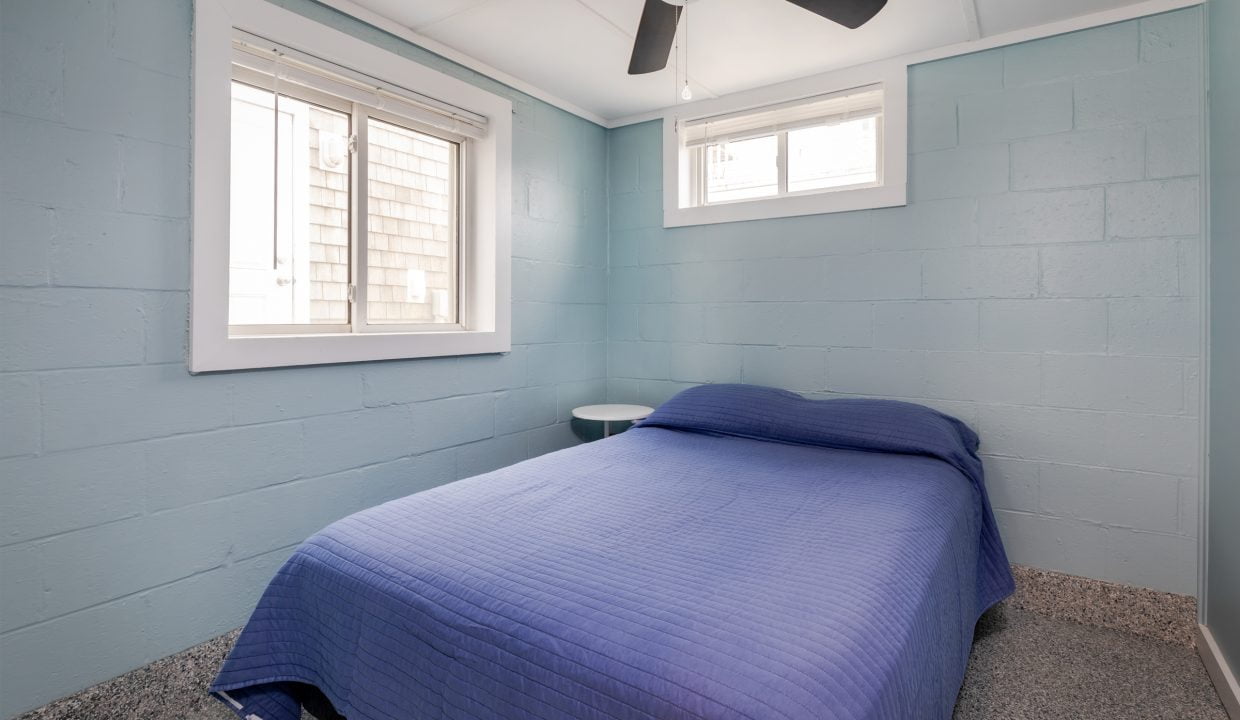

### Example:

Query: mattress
xmin=212 ymin=384 xmax=1013 ymax=720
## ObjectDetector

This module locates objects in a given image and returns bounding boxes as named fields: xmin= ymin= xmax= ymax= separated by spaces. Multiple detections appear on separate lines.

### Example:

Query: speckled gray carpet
xmin=953 ymin=606 xmax=1227 ymax=719
xmin=17 ymin=605 xmax=1228 ymax=720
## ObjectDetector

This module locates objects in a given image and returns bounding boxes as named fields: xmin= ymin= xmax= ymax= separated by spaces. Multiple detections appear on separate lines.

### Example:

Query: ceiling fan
xmin=627 ymin=0 xmax=889 ymax=75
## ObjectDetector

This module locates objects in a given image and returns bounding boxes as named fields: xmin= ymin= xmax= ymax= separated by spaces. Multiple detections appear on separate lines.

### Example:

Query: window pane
xmin=787 ymin=116 xmax=879 ymax=193
xmin=705 ymin=135 xmax=778 ymax=204
xmin=366 ymin=118 xmax=458 ymax=325
xmin=228 ymin=82 xmax=350 ymax=326
xmin=306 ymin=102 xmax=352 ymax=325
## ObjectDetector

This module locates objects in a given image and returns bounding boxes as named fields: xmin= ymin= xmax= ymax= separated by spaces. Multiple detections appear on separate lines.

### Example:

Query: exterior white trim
xmin=661 ymin=60 xmax=906 ymax=228
xmin=191 ymin=0 xmax=512 ymax=372
xmin=312 ymin=0 xmax=609 ymax=127
xmin=608 ymin=0 xmax=1204 ymax=129
xmin=1197 ymin=625 xmax=1240 ymax=719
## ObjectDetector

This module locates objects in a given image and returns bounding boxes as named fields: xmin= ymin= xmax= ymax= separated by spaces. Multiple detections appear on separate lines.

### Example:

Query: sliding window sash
xmin=226 ymin=60 xmax=468 ymax=337
xmin=352 ymin=105 xmax=468 ymax=335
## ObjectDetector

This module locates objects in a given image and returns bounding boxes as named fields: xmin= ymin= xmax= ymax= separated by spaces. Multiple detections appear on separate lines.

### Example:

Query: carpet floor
xmin=952 ymin=606 xmax=1227 ymax=719
xmin=18 ymin=605 xmax=1228 ymax=720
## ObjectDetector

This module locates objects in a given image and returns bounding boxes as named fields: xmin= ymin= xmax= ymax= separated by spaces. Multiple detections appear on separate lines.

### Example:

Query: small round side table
xmin=571 ymin=404 xmax=654 ymax=438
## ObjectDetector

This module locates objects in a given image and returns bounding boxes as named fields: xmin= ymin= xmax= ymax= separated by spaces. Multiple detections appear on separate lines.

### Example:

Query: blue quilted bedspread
xmin=212 ymin=384 xmax=1013 ymax=720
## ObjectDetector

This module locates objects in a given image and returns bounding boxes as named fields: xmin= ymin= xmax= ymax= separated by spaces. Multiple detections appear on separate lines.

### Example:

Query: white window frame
xmin=191 ymin=0 xmax=511 ymax=372
xmin=663 ymin=59 xmax=907 ymax=228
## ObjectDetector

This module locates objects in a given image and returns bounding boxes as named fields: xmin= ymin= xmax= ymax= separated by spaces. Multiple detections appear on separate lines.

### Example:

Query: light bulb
xmin=681 ymin=84 xmax=693 ymax=101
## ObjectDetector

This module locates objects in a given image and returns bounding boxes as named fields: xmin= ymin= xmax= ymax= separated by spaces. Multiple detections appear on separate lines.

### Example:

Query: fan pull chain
xmin=672 ymin=24 xmax=678 ymax=104
xmin=681 ymin=3 xmax=692 ymax=101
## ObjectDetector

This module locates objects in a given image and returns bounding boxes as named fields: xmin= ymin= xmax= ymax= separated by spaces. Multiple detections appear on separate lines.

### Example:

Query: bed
xmin=212 ymin=384 xmax=1014 ymax=720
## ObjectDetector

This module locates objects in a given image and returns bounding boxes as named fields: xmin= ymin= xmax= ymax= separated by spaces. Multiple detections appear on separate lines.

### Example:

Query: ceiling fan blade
xmin=628 ymin=0 xmax=682 ymax=75
xmin=784 ymin=0 xmax=888 ymax=29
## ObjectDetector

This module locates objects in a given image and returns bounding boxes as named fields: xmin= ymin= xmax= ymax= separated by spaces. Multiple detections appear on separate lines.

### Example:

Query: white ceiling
xmin=350 ymin=0 xmax=1159 ymax=122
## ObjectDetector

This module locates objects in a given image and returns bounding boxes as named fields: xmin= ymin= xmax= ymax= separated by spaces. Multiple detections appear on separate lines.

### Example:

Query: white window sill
xmin=189 ymin=328 xmax=509 ymax=373
xmin=663 ymin=182 xmax=906 ymax=228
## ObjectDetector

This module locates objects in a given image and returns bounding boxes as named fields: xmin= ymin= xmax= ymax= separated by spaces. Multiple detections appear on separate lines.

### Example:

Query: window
xmin=664 ymin=64 xmax=906 ymax=227
xmin=688 ymin=86 xmax=882 ymax=206
xmin=227 ymin=46 xmax=467 ymax=334
xmin=192 ymin=0 xmax=511 ymax=372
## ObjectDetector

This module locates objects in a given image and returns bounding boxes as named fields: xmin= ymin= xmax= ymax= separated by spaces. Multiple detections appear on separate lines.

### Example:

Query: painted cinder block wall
xmin=0 ymin=0 xmax=608 ymax=716
xmin=0 ymin=2 xmax=1211 ymax=717
xmin=607 ymin=10 xmax=1205 ymax=596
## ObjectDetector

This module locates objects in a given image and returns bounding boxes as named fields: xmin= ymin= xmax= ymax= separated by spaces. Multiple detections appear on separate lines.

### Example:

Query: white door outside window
xmin=228 ymin=83 xmax=311 ymax=326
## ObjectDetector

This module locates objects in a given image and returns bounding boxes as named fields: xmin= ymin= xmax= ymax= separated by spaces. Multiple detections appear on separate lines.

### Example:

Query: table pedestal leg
xmin=603 ymin=420 xmax=611 ymax=438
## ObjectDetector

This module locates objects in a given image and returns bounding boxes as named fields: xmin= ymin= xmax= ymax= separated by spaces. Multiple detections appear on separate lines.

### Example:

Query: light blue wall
xmin=0 ymin=0 xmax=607 ymax=715
xmin=0 ymin=2 xmax=1214 ymax=717
xmin=1207 ymin=0 xmax=1240 ymax=671
xmin=608 ymin=11 xmax=1205 ymax=597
